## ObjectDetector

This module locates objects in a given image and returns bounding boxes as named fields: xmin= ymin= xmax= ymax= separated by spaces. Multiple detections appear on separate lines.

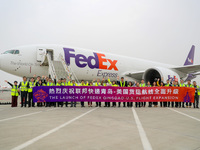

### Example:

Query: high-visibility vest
xmin=179 ymin=83 xmax=185 ymax=87
xmin=37 ymin=83 xmax=46 ymax=86
xmin=71 ymin=83 xmax=78 ymax=86
xmin=112 ymin=84 xmax=118 ymax=87
xmin=139 ymin=83 xmax=145 ymax=87
xmin=63 ymin=82 xmax=68 ymax=86
xmin=172 ymin=85 xmax=178 ymax=87
xmin=193 ymin=85 xmax=200 ymax=95
xmin=21 ymin=81 xmax=28 ymax=91
xmin=120 ymin=81 xmax=126 ymax=87
xmin=11 ymin=85 xmax=19 ymax=96
xmin=187 ymin=84 xmax=194 ymax=88
xmin=128 ymin=85 xmax=132 ymax=87
xmin=28 ymin=82 xmax=35 ymax=93
xmin=95 ymin=82 xmax=101 ymax=86
xmin=79 ymin=83 xmax=86 ymax=86
xmin=46 ymin=82 xmax=50 ymax=86
xmin=56 ymin=83 xmax=61 ymax=86
xmin=147 ymin=85 xmax=151 ymax=87
xmin=165 ymin=84 xmax=170 ymax=87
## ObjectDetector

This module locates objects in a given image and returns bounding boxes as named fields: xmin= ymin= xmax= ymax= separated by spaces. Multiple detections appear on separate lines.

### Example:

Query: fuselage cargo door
xmin=37 ymin=48 xmax=46 ymax=62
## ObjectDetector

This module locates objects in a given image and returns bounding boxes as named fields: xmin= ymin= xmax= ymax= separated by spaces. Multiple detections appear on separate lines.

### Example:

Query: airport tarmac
xmin=0 ymin=103 xmax=200 ymax=150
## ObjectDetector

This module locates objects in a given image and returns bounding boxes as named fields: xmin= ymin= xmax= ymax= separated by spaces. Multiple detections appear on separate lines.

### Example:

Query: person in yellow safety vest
xmin=70 ymin=80 xmax=78 ymax=107
xmin=88 ymin=82 xmax=93 ymax=107
xmin=165 ymin=79 xmax=171 ymax=107
xmin=192 ymin=81 xmax=199 ymax=109
xmin=171 ymin=81 xmax=178 ymax=108
xmin=185 ymin=80 xmax=194 ymax=108
xmin=18 ymin=76 xmax=29 ymax=107
xmin=127 ymin=81 xmax=133 ymax=107
xmin=139 ymin=79 xmax=146 ymax=107
xmin=111 ymin=81 xmax=118 ymax=107
xmin=79 ymin=80 xmax=88 ymax=107
xmin=5 ymin=80 xmax=19 ymax=107
xmin=55 ymin=79 xmax=63 ymax=107
xmin=117 ymin=76 xmax=127 ymax=107
xmin=156 ymin=79 xmax=164 ymax=107
xmin=63 ymin=78 xmax=68 ymax=86
xmin=107 ymin=77 xmax=112 ymax=86
xmin=179 ymin=79 xmax=186 ymax=108
xmin=93 ymin=79 xmax=102 ymax=107
xmin=146 ymin=81 xmax=152 ymax=107
xmin=34 ymin=76 xmax=41 ymax=85
xmin=62 ymin=78 xmax=69 ymax=107
xmin=28 ymin=77 xmax=36 ymax=107
xmin=45 ymin=78 xmax=54 ymax=107
xmin=102 ymin=79 xmax=110 ymax=107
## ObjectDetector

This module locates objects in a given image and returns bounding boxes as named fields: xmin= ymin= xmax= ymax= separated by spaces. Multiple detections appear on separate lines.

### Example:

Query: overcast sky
xmin=0 ymin=0 xmax=200 ymax=86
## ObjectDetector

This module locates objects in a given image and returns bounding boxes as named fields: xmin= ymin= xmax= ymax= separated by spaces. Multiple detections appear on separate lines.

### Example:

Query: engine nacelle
xmin=143 ymin=67 xmax=180 ymax=84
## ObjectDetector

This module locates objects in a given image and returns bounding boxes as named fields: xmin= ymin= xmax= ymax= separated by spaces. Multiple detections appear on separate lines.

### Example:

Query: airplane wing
xmin=172 ymin=64 xmax=200 ymax=74
xmin=125 ymin=71 xmax=144 ymax=80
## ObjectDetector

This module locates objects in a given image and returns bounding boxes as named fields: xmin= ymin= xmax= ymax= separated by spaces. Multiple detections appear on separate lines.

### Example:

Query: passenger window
xmin=14 ymin=50 xmax=19 ymax=54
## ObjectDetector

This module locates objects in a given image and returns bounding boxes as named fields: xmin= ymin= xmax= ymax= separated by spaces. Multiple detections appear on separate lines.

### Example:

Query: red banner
xmin=33 ymin=86 xmax=195 ymax=102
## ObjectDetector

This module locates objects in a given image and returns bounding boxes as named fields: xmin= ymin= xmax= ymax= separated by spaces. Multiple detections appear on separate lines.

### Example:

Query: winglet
xmin=184 ymin=45 xmax=195 ymax=66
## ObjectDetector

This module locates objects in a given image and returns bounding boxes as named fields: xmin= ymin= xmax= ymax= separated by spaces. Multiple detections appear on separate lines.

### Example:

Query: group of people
xmin=5 ymin=75 xmax=200 ymax=109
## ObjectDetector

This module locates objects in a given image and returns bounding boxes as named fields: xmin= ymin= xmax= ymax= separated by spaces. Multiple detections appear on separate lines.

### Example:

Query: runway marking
xmin=46 ymin=108 xmax=59 ymax=111
xmin=132 ymin=107 xmax=153 ymax=150
xmin=11 ymin=107 xmax=98 ymax=150
xmin=0 ymin=111 xmax=42 ymax=122
xmin=168 ymin=108 xmax=200 ymax=122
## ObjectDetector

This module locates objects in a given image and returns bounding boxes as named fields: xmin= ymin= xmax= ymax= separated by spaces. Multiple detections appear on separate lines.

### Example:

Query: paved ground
xmin=0 ymin=103 xmax=200 ymax=150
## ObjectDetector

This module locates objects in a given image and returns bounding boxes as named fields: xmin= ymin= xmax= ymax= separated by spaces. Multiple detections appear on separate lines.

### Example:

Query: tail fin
xmin=184 ymin=45 xmax=195 ymax=66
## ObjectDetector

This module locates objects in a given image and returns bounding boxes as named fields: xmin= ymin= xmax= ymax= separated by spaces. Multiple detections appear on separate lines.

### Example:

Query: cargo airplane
xmin=0 ymin=45 xmax=199 ymax=83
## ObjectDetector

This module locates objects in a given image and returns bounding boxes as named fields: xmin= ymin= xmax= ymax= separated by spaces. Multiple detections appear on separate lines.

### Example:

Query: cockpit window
xmin=3 ymin=50 xmax=20 ymax=54
xmin=14 ymin=50 xmax=19 ymax=54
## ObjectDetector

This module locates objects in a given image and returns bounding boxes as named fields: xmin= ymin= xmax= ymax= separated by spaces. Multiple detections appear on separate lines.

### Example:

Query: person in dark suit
xmin=117 ymin=76 xmax=128 ymax=107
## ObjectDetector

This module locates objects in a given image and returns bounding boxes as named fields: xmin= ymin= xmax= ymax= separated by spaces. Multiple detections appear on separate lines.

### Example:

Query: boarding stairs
xmin=46 ymin=53 xmax=79 ymax=83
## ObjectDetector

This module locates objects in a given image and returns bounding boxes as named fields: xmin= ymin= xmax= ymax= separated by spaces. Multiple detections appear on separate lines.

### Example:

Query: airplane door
xmin=37 ymin=48 xmax=46 ymax=62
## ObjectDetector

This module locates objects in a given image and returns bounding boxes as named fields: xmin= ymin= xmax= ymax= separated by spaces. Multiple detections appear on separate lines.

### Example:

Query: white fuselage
xmin=0 ymin=45 xmax=176 ymax=81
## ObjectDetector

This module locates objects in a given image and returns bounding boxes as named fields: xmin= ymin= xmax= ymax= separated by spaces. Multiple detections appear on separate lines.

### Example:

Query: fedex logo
xmin=168 ymin=75 xmax=178 ymax=81
xmin=63 ymin=48 xmax=118 ymax=71
xmin=188 ymin=58 xmax=193 ymax=63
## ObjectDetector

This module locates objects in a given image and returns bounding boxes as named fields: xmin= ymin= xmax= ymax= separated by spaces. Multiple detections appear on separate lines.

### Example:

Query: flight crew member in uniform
xmin=117 ymin=77 xmax=128 ymax=107
xmin=139 ymin=79 xmax=146 ymax=107
xmin=5 ymin=80 xmax=19 ymax=107
xmin=70 ymin=80 xmax=78 ymax=107
xmin=28 ymin=77 xmax=36 ymax=107
xmin=79 ymin=80 xmax=88 ymax=107
xmin=165 ymin=79 xmax=171 ymax=107
xmin=128 ymin=81 xmax=133 ymax=107
xmin=112 ymin=81 xmax=118 ymax=107
xmin=193 ymin=81 xmax=199 ymax=109
xmin=146 ymin=81 xmax=152 ymax=107
xmin=186 ymin=80 xmax=193 ymax=108
xmin=179 ymin=79 xmax=186 ymax=108
xmin=18 ymin=76 xmax=29 ymax=107
xmin=93 ymin=79 xmax=102 ymax=107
